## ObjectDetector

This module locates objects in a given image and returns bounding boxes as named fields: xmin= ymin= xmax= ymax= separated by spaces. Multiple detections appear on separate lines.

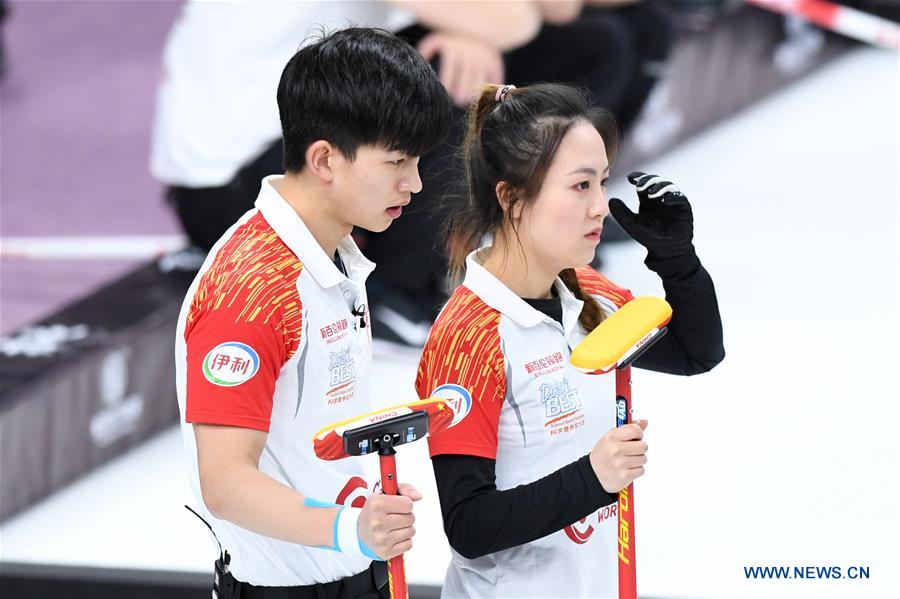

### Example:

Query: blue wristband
xmin=304 ymin=497 xmax=341 ymax=551
xmin=304 ymin=498 xmax=382 ymax=560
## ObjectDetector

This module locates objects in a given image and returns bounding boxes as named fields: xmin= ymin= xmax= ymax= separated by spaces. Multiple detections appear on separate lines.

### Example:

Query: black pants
xmin=168 ymin=3 xmax=672 ymax=314
xmin=168 ymin=139 xmax=284 ymax=252
xmin=216 ymin=561 xmax=389 ymax=599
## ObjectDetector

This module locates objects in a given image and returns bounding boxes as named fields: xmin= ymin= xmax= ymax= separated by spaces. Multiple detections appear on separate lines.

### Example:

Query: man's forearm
xmin=201 ymin=461 xmax=339 ymax=548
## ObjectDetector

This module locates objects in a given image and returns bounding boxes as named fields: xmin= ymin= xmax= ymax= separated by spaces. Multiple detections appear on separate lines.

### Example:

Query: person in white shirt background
xmin=150 ymin=0 xmax=672 ymax=347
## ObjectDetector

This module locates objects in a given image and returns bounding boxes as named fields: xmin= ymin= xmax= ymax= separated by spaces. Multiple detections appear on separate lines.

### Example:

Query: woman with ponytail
xmin=416 ymin=83 xmax=724 ymax=598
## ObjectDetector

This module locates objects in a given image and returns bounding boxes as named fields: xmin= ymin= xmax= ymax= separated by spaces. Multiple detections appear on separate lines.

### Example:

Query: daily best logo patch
xmin=203 ymin=342 xmax=260 ymax=387
xmin=430 ymin=384 xmax=472 ymax=427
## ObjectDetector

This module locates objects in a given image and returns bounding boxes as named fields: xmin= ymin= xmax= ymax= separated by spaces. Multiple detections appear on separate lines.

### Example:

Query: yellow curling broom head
xmin=570 ymin=296 xmax=673 ymax=374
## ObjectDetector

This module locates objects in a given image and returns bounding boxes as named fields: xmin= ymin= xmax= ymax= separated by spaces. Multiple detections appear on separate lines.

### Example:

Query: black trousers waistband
xmin=238 ymin=561 xmax=388 ymax=599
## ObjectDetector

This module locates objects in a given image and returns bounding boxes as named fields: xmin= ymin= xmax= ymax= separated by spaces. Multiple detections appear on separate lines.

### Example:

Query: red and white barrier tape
xmin=747 ymin=0 xmax=900 ymax=49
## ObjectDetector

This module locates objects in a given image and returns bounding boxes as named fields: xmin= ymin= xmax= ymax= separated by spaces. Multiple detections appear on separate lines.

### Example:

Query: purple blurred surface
xmin=1 ymin=0 xmax=184 ymax=335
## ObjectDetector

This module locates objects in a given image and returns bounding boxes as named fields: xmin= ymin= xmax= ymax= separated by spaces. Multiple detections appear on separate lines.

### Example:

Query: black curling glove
xmin=608 ymin=171 xmax=694 ymax=261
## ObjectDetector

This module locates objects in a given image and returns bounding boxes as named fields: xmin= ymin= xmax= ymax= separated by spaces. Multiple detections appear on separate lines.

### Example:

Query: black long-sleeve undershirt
xmin=433 ymin=250 xmax=725 ymax=560
xmin=433 ymin=454 xmax=616 ymax=559
xmin=632 ymin=250 xmax=725 ymax=374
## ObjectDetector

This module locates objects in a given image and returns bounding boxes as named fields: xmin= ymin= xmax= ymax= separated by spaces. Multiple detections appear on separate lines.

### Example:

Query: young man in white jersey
xmin=174 ymin=28 xmax=452 ymax=598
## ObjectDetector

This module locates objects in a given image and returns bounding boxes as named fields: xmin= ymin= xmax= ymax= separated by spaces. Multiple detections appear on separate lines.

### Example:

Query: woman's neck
xmin=480 ymin=233 xmax=557 ymax=300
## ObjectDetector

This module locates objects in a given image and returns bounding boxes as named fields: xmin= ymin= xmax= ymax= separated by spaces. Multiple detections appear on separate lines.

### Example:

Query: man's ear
xmin=305 ymin=140 xmax=335 ymax=182
xmin=495 ymin=182 xmax=523 ymax=219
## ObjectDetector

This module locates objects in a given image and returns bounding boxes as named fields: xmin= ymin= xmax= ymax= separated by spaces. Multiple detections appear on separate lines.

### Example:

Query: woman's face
xmin=516 ymin=120 xmax=610 ymax=273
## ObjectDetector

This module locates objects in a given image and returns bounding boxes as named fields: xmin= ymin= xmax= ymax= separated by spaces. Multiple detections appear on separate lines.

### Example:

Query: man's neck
xmin=272 ymin=172 xmax=349 ymax=258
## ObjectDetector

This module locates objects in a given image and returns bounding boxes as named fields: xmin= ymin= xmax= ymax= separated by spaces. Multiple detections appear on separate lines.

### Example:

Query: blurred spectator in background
xmin=366 ymin=0 xmax=672 ymax=346
xmin=150 ymin=1 xmax=415 ymax=253
xmin=150 ymin=0 xmax=673 ymax=346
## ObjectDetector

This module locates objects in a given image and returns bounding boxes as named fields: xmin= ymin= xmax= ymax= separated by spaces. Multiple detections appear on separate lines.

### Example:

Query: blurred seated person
xmin=149 ymin=1 xmax=673 ymax=346
xmin=364 ymin=0 xmax=673 ymax=346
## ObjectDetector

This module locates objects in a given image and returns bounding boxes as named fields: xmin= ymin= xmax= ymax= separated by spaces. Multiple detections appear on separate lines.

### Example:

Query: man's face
xmin=328 ymin=145 xmax=423 ymax=233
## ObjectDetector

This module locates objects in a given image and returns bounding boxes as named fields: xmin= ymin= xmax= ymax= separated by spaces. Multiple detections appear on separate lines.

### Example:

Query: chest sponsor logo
xmin=321 ymin=318 xmax=350 ymax=344
xmin=329 ymin=347 xmax=355 ymax=385
xmin=540 ymin=378 xmax=582 ymax=418
xmin=203 ymin=342 xmax=260 ymax=386
xmin=541 ymin=378 xmax=584 ymax=436
xmin=524 ymin=351 xmax=565 ymax=377
xmin=326 ymin=346 xmax=356 ymax=405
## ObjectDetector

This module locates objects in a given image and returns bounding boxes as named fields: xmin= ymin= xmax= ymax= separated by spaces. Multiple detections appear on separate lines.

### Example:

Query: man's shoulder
xmin=214 ymin=211 xmax=301 ymax=271
xmin=187 ymin=212 xmax=305 ymax=328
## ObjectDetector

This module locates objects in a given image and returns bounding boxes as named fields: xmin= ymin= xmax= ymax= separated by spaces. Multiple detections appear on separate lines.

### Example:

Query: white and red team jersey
xmin=416 ymin=251 xmax=634 ymax=599
xmin=175 ymin=176 xmax=378 ymax=586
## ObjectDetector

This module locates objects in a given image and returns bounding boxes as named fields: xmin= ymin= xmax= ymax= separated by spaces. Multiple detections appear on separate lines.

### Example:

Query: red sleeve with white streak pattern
xmin=574 ymin=265 xmax=635 ymax=309
xmin=416 ymin=286 xmax=506 ymax=460
xmin=183 ymin=212 xmax=303 ymax=433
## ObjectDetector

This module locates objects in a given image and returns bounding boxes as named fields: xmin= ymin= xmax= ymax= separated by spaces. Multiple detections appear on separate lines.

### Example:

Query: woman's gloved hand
xmin=608 ymin=171 xmax=694 ymax=261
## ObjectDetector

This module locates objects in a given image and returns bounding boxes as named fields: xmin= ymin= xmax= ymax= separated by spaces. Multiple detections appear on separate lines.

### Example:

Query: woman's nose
xmin=591 ymin=190 xmax=609 ymax=219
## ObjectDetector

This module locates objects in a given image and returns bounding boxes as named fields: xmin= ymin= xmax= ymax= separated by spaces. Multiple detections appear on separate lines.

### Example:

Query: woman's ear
xmin=495 ymin=182 xmax=522 ymax=219
xmin=305 ymin=140 xmax=335 ymax=182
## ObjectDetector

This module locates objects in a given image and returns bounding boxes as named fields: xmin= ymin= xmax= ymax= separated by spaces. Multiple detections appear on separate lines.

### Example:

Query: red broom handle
xmin=379 ymin=452 xmax=408 ymax=599
xmin=616 ymin=366 xmax=637 ymax=599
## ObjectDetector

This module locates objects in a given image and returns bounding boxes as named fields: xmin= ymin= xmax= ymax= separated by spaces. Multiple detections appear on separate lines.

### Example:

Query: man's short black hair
xmin=277 ymin=27 xmax=453 ymax=172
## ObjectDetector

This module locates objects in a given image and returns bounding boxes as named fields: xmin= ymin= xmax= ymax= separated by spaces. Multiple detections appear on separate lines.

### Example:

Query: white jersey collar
xmin=463 ymin=249 xmax=584 ymax=333
xmin=255 ymin=175 xmax=375 ymax=288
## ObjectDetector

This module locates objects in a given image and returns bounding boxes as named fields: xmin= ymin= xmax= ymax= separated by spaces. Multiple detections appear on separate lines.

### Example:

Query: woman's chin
xmin=575 ymin=248 xmax=597 ymax=268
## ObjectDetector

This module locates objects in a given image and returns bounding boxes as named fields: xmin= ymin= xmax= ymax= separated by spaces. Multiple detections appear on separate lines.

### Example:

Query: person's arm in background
xmin=584 ymin=0 xmax=639 ymax=7
xmin=536 ymin=0 xmax=584 ymax=24
xmin=390 ymin=0 xmax=543 ymax=105
xmin=390 ymin=0 xmax=542 ymax=50
xmin=415 ymin=32 xmax=504 ymax=105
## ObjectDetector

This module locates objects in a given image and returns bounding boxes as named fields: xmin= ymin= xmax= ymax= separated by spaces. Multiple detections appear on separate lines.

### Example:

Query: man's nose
xmin=401 ymin=161 xmax=423 ymax=194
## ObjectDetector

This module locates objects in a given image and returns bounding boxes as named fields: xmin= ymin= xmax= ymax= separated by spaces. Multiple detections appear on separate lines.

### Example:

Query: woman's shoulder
xmin=573 ymin=265 xmax=634 ymax=309
xmin=425 ymin=285 xmax=503 ymax=352
xmin=418 ymin=285 xmax=507 ymax=389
